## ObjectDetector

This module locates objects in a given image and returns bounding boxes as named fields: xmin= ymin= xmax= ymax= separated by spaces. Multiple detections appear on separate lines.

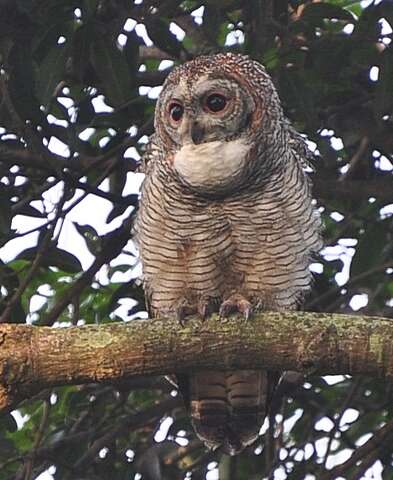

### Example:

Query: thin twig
xmin=321 ymin=418 xmax=393 ymax=480
xmin=339 ymin=137 xmax=369 ymax=182
xmin=0 ymin=188 xmax=68 ymax=323
xmin=307 ymin=262 xmax=392 ymax=311
xmin=322 ymin=377 xmax=363 ymax=467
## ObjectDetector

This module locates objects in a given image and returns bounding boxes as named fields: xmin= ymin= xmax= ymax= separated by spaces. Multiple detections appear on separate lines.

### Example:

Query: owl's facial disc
xmin=162 ymin=76 xmax=254 ymax=146
xmin=158 ymin=75 xmax=255 ymax=194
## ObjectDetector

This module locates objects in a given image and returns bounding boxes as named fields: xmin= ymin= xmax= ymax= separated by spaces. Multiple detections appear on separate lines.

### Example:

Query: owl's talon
xmin=198 ymin=302 xmax=209 ymax=321
xmin=219 ymin=294 xmax=252 ymax=321
xmin=198 ymin=296 xmax=219 ymax=320
xmin=242 ymin=304 xmax=252 ymax=321
xmin=175 ymin=306 xmax=188 ymax=326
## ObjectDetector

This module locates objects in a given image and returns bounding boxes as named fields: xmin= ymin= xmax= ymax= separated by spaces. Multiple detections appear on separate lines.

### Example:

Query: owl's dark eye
xmin=168 ymin=102 xmax=183 ymax=123
xmin=205 ymin=93 xmax=227 ymax=113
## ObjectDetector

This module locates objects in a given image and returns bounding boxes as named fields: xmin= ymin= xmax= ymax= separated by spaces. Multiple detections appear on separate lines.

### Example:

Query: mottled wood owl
xmin=136 ymin=53 xmax=322 ymax=455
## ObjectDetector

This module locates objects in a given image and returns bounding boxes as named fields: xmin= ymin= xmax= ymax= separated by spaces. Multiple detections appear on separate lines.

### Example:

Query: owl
xmin=136 ymin=53 xmax=322 ymax=455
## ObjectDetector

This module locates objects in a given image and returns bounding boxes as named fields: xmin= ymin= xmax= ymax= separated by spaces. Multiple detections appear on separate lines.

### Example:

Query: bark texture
xmin=0 ymin=311 xmax=392 ymax=411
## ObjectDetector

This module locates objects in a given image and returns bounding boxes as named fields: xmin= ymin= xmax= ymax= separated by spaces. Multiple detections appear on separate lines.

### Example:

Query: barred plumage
xmin=136 ymin=53 xmax=322 ymax=455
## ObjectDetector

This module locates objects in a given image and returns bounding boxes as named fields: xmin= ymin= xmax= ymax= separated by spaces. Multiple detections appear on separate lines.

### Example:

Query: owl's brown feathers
xmin=136 ymin=53 xmax=321 ymax=454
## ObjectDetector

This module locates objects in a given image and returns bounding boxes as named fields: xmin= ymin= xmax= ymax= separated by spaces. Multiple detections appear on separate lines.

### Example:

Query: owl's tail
xmin=184 ymin=370 xmax=277 ymax=455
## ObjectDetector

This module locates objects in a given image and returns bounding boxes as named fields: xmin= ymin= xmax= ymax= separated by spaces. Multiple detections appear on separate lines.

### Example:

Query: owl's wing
xmin=137 ymin=133 xmax=160 ymax=175
xmin=287 ymin=122 xmax=317 ymax=172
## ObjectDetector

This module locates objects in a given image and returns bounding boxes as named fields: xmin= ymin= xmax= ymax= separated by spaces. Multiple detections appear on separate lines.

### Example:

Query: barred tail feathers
xmin=187 ymin=370 xmax=275 ymax=455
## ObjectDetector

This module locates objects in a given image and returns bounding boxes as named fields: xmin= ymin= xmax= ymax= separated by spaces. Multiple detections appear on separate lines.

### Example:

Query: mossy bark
xmin=0 ymin=312 xmax=392 ymax=410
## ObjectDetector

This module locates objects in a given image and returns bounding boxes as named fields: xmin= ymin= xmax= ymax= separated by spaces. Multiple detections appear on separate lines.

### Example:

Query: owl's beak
xmin=179 ymin=116 xmax=205 ymax=145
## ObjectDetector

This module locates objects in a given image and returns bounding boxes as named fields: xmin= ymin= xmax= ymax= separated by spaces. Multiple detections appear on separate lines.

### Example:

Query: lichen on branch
xmin=0 ymin=311 xmax=392 ymax=411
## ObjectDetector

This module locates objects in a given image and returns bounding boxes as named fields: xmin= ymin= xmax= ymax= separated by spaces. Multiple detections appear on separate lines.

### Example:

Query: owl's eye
xmin=168 ymin=102 xmax=184 ymax=123
xmin=205 ymin=93 xmax=227 ymax=113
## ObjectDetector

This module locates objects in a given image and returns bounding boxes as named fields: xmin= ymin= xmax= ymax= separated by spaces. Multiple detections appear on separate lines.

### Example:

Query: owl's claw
xmin=219 ymin=294 xmax=252 ymax=321
xmin=198 ymin=296 xmax=219 ymax=320
xmin=173 ymin=296 xmax=220 ymax=324
xmin=175 ymin=305 xmax=188 ymax=327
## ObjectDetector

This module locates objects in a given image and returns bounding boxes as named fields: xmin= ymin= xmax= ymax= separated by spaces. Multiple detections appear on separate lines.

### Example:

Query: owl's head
xmin=155 ymin=53 xmax=285 ymax=195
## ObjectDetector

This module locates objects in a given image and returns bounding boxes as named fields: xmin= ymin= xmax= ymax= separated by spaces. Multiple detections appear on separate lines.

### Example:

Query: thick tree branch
xmin=1 ymin=312 xmax=393 ymax=412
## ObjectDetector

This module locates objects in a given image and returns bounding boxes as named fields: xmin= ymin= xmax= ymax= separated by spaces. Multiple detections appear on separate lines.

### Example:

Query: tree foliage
xmin=0 ymin=0 xmax=392 ymax=479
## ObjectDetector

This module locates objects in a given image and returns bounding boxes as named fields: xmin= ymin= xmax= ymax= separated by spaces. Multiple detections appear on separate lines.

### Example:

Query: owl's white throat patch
xmin=173 ymin=139 xmax=250 ymax=191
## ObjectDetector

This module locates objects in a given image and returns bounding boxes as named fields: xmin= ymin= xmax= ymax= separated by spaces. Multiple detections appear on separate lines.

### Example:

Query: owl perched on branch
xmin=136 ymin=53 xmax=322 ymax=455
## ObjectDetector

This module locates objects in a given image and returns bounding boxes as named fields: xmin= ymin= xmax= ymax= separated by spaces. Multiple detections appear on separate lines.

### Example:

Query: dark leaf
xmin=73 ymin=222 xmax=100 ymax=255
xmin=17 ymin=204 xmax=46 ymax=218
xmin=0 ymin=184 xmax=12 ymax=240
xmin=47 ymin=123 xmax=70 ymax=145
xmin=82 ymin=0 xmax=99 ymax=18
xmin=8 ymin=39 xmax=45 ymax=124
xmin=123 ymin=29 xmax=140 ymax=86
xmin=0 ymin=261 xmax=19 ymax=292
xmin=36 ymin=43 xmax=69 ymax=109
xmin=108 ymin=281 xmax=146 ymax=315
xmin=374 ymin=46 xmax=393 ymax=119
xmin=301 ymin=3 xmax=355 ymax=23
xmin=145 ymin=18 xmax=182 ymax=58
xmin=0 ymin=413 xmax=18 ymax=433
xmin=16 ymin=246 xmax=82 ymax=273
xmin=108 ymin=158 xmax=127 ymax=197
xmin=202 ymin=5 xmax=221 ymax=44
xmin=75 ymin=96 xmax=95 ymax=125
xmin=106 ymin=203 xmax=126 ymax=224
xmin=354 ymin=3 xmax=383 ymax=41
xmin=350 ymin=221 xmax=388 ymax=277
xmin=91 ymin=25 xmax=132 ymax=107
xmin=72 ymin=23 xmax=94 ymax=83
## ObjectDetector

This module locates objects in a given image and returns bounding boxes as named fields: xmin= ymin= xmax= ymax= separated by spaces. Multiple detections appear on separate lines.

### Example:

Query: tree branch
xmin=1 ymin=312 xmax=393 ymax=412
xmin=321 ymin=418 xmax=393 ymax=480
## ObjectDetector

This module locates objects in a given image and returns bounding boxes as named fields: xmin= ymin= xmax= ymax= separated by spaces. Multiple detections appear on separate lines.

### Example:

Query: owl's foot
xmin=172 ymin=299 xmax=194 ymax=326
xmin=219 ymin=294 xmax=252 ymax=320
xmin=173 ymin=296 xmax=220 ymax=325
xmin=198 ymin=296 xmax=220 ymax=320
xmin=175 ymin=305 xmax=188 ymax=327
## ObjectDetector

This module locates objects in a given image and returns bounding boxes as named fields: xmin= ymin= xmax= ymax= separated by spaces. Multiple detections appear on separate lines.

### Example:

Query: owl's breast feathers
xmin=172 ymin=138 xmax=250 ymax=194
xmin=137 ymin=144 xmax=321 ymax=315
